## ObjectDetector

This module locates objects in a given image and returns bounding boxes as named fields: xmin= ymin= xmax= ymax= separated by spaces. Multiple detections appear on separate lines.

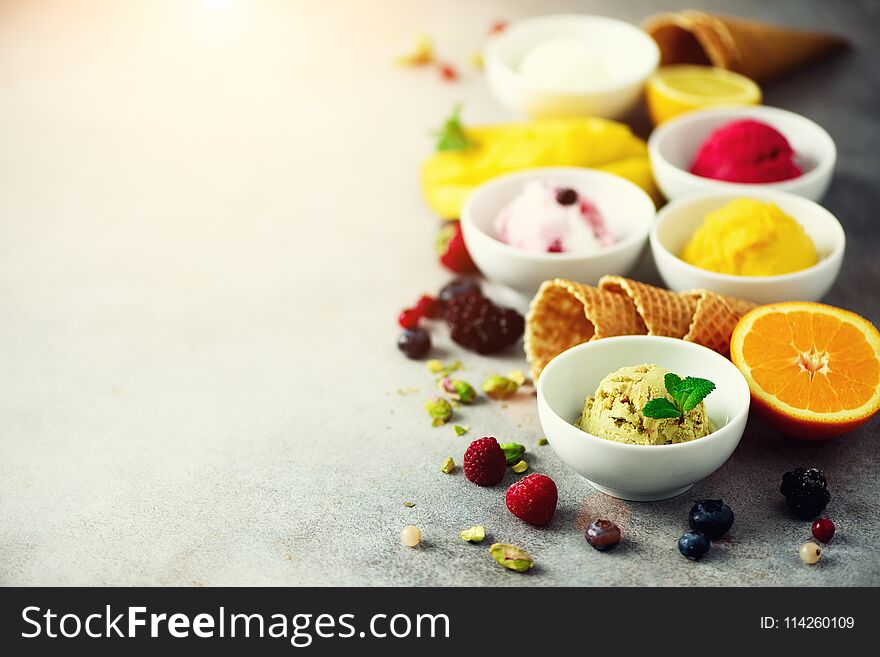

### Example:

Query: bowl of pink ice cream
xmin=648 ymin=105 xmax=836 ymax=202
xmin=461 ymin=167 xmax=655 ymax=295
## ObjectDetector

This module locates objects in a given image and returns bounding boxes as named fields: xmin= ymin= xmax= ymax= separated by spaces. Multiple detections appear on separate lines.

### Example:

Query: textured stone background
xmin=0 ymin=0 xmax=878 ymax=586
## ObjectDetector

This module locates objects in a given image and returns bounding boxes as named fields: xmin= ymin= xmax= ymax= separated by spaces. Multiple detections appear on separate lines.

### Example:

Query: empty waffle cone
xmin=682 ymin=290 xmax=757 ymax=356
xmin=525 ymin=277 xmax=758 ymax=379
xmin=643 ymin=11 xmax=848 ymax=83
xmin=525 ymin=279 xmax=647 ymax=381
xmin=599 ymin=275 xmax=697 ymax=338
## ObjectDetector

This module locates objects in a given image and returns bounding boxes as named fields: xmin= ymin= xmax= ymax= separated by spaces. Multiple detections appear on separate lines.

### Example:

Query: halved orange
xmin=731 ymin=302 xmax=880 ymax=439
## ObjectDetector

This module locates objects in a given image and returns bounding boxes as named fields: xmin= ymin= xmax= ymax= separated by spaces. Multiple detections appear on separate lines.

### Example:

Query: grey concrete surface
xmin=1 ymin=0 xmax=878 ymax=586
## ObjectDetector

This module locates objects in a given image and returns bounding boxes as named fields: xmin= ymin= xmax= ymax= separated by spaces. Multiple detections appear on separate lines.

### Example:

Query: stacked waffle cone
xmin=525 ymin=276 xmax=757 ymax=380
xmin=642 ymin=11 xmax=848 ymax=83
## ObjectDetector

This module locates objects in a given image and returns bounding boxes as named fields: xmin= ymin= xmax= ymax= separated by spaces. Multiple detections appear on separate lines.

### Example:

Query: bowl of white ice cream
xmin=461 ymin=167 xmax=656 ymax=296
xmin=484 ymin=14 xmax=660 ymax=119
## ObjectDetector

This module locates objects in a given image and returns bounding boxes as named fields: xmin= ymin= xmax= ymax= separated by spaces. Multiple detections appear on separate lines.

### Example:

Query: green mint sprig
xmin=642 ymin=373 xmax=716 ymax=420
xmin=433 ymin=104 xmax=475 ymax=152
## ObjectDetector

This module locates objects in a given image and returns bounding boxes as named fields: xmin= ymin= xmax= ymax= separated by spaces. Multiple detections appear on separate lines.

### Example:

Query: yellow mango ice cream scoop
xmin=681 ymin=199 xmax=817 ymax=276
xmin=421 ymin=106 xmax=660 ymax=219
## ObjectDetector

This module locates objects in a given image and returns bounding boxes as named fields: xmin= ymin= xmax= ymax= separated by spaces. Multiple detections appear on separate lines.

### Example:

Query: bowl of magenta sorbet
xmin=461 ymin=167 xmax=656 ymax=296
xmin=648 ymin=105 xmax=836 ymax=202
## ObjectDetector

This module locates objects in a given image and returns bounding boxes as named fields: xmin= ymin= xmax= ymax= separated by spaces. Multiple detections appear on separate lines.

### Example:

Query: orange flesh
xmin=743 ymin=311 xmax=880 ymax=414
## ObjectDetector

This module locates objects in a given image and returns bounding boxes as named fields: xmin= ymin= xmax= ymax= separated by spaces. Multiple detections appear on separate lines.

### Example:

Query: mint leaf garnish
xmin=642 ymin=398 xmax=683 ymax=419
xmin=434 ymin=104 xmax=475 ymax=152
xmin=642 ymin=372 xmax=716 ymax=420
xmin=675 ymin=377 xmax=717 ymax=413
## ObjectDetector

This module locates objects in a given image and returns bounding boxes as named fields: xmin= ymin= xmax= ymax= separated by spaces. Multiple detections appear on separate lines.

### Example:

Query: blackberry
xmin=781 ymin=467 xmax=831 ymax=520
xmin=438 ymin=277 xmax=481 ymax=305
xmin=444 ymin=291 xmax=524 ymax=354
xmin=688 ymin=499 xmax=734 ymax=539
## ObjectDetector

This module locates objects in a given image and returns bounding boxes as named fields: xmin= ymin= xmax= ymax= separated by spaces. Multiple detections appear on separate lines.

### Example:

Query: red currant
xmin=415 ymin=294 xmax=441 ymax=319
xmin=398 ymin=308 xmax=421 ymax=329
xmin=811 ymin=517 xmax=835 ymax=543
xmin=438 ymin=63 xmax=458 ymax=81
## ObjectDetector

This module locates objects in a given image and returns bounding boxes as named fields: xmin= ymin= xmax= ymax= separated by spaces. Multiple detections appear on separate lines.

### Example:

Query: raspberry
xmin=415 ymin=294 xmax=442 ymax=319
xmin=444 ymin=291 xmax=524 ymax=354
xmin=505 ymin=473 xmax=558 ymax=526
xmin=463 ymin=437 xmax=507 ymax=486
xmin=436 ymin=222 xmax=479 ymax=274
xmin=398 ymin=308 xmax=421 ymax=329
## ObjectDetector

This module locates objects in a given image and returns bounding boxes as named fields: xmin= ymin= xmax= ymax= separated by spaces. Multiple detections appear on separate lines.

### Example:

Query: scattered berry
xmin=585 ymin=519 xmax=622 ymax=551
xmin=463 ymin=437 xmax=507 ymax=486
xmin=505 ymin=473 xmax=558 ymax=526
xmin=781 ymin=467 xmax=831 ymax=520
xmin=400 ymin=525 xmax=422 ymax=547
xmin=415 ymin=294 xmax=442 ymax=319
xmin=489 ymin=20 xmax=508 ymax=35
xmin=688 ymin=499 xmax=734 ymax=540
xmin=438 ymin=62 xmax=458 ymax=81
xmin=438 ymin=277 xmax=480 ymax=305
xmin=555 ymin=187 xmax=579 ymax=206
xmin=397 ymin=327 xmax=431 ymax=359
xmin=799 ymin=542 xmax=821 ymax=565
xmin=678 ymin=532 xmax=710 ymax=561
xmin=811 ymin=517 xmax=835 ymax=543
xmin=436 ymin=222 xmax=479 ymax=274
xmin=398 ymin=308 xmax=421 ymax=329
xmin=445 ymin=291 xmax=524 ymax=354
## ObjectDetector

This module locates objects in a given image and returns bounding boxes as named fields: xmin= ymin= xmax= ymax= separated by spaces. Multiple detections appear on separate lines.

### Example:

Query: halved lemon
xmin=730 ymin=302 xmax=880 ymax=440
xmin=647 ymin=65 xmax=762 ymax=125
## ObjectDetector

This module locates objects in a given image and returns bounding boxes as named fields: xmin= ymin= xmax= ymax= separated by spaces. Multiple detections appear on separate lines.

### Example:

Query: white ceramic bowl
xmin=537 ymin=336 xmax=750 ymax=501
xmin=484 ymin=14 xmax=659 ymax=119
xmin=648 ymin=105 xmax=837 ymax=202
xmin=651 ymin=189 xmax=845 ymax=304
xmin=461 ymin=167 xmax=656 ymax=296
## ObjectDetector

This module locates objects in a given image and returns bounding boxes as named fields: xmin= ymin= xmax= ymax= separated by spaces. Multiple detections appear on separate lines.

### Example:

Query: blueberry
xmin=555 ymin=187 xmax=578 ymax=206
xmin=688 ymin=499 xmax=734 ymax=539
xmin=678 ymin=531 xmax=710 ymax=561
xmin=397 ymin=328 xmax=431 ymax=359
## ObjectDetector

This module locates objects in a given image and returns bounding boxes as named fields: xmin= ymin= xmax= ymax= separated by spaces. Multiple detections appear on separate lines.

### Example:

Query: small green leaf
xmin=664 ymin=372 xmax=683 ymax=393
xmin=642 ymin=398 xmax=682 ymax=419
xmin=434 ymin=104 xmax=475 ymax=152
xmin=675 ymin=377 xmax=716 ymax=413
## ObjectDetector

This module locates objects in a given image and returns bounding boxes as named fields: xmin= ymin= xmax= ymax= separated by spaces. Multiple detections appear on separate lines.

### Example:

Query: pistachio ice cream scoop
xmin=578 ymin=364 xmax=712 ymax=445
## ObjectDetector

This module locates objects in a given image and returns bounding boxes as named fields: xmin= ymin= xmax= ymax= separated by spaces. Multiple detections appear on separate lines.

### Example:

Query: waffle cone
xmin=682 ymin=290 xmax=757 ymax=356
xmin=599 ymin=275 xmax=697 ymax=338
xmin=526 ymin=277 xmax=757 ymax=379
xmin=525 ymin=279 xmax=647 ymax=381
xmin=643 ymin=11 xmax=848 ymax=83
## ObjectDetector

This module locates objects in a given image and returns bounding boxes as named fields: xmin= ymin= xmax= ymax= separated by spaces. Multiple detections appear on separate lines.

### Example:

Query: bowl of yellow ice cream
xmin=651 ymin=190 xmax=844 ymax=304
xmin=537 ymin=336 xmax=750 ymax=501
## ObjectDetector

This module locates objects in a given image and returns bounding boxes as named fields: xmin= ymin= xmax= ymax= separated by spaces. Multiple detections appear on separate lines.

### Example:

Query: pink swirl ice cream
xmin=494 ymin=182 xmax=614 ymax=254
